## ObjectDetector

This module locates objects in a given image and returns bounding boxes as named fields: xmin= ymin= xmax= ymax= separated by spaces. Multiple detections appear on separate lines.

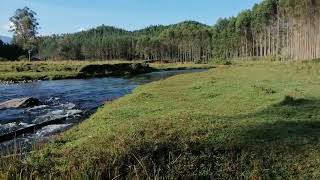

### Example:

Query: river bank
xmin=2 ymin=60 xmax=320 ymax=178
xmin=0 ymin=69 xmax=207 ymax=155
xmin=0 ymin=61 xmax=214 ymax=84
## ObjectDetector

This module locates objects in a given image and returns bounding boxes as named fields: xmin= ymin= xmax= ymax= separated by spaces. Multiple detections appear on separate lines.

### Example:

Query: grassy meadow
xmin=149 ymin=62 xmax=214 ymax=70
xmin=2 ymin=60 xmax=320 ymax=178
xmin=0 ymin=60 xmax=212 ymax=82
xmin=0 ymin=60 xmax=136 ymax=82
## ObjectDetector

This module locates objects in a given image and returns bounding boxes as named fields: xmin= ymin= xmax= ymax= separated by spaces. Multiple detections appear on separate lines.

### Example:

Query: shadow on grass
xmin=105 ymin=96 xmax=320 ymax=178
xmin=239 ymin=96 xmax=320 ymax=144
xmin=3 ymin=96 xmax=320 ymax=179
xmin=219 ymin=96 xmax=320 ymax=178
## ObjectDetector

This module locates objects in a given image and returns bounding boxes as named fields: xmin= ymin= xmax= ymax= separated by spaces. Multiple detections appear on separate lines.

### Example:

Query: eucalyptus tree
xmin=9 ymin=7 xmax=39 ymax=59
xmin=212 ymin=0 xmax=320 ymax=61
xmin=236 ymin=10 xmax=252 ymax=58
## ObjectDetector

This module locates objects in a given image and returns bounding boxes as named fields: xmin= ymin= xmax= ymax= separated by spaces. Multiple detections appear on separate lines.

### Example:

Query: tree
xmin=9 ymin=7 xmax=39 ymax=55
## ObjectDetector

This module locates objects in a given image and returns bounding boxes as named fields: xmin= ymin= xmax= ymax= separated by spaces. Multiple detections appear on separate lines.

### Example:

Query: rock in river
xmin=0 ymin=97 xmax=42 ymax=110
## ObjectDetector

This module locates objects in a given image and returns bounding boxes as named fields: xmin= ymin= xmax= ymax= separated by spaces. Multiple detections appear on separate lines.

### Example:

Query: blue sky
xmin=0 ymin=0 xmax=262 ymax=36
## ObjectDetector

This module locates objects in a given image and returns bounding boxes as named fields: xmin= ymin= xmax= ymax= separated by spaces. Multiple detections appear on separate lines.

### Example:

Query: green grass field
xmin=2 ymin=60 xmax=320 ymax=179
xmin=149 ymin=62 xmax=214 ymax=70
xmin=0 ymin=60 xmax=136 ymax=82
xmin=0 ymin=60 xmax=212 ymax=82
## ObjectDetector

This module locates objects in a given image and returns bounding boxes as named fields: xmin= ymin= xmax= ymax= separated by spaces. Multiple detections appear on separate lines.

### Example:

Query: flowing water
xmin=0 ymin=69 xmax=205 ymax=152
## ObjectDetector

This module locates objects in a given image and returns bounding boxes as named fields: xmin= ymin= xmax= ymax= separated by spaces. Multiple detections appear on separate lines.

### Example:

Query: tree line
xmin=0 ymin=40 xmax=25 ymax=60
xmin=37 ymin=21 xmax=213 ymax=63
xmin=2 ymin=1 xmax=320 ymax=62
xmin=213 ymin=0 xmax=320 ymax=60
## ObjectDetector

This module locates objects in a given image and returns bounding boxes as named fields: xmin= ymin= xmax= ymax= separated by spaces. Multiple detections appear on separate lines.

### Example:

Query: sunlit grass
xmin=0 ymin=60 xmax=138 ymax=73
xmin=0 ymin=60 xmax=210 ymax=82
xmin=0 ymin=60 xmax=129 ymax=82
xmin=149 ymin=62 xmax=214 ymax=70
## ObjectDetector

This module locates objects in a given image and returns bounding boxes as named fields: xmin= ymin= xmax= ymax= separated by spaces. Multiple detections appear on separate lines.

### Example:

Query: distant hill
xmin=0 ymin=35 xmax=12 ymax=44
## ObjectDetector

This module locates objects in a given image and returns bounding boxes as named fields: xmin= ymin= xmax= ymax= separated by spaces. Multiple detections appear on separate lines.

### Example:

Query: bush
xmin=209 ymin=58 xmax=232 ymax=65
xmin=18 ymin=55 xmax=28 ymax=61
xmin=0 ymin=57 xmax=8 ymax=61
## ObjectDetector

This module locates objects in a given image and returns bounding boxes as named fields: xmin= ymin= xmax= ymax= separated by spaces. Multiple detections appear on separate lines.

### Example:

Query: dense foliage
xmin=0 ymin=40 xmax=25 ymax=60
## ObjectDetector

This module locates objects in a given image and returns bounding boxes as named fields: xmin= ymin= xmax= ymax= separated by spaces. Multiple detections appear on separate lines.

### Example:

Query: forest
xmin=36 ymin=21 xmax=213 ymax=63
xmin=1 ymin=0 xmax=320 ymax=62
xmin=213 ymin=0 xmax=320 ymax=60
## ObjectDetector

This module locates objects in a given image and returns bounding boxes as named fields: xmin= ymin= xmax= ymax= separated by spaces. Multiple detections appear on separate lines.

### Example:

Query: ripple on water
xmin=36 ymin=124 xmax=72 ymax=137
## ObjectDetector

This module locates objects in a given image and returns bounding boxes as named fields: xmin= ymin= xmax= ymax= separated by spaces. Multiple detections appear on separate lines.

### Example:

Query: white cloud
xmin=2 ymin=22 xmax=14 ymax=31
xmin=77 ymin=25 xmax=92 ymax=32
xmin=78 ymin=27 xmax=86 ymax=32
xmin=0 ymin=22 xmax=14 ymax=35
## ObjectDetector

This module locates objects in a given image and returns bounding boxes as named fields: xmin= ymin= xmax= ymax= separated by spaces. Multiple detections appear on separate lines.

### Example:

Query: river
xmin=0 ymin=69 xmax=205 ymax=153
